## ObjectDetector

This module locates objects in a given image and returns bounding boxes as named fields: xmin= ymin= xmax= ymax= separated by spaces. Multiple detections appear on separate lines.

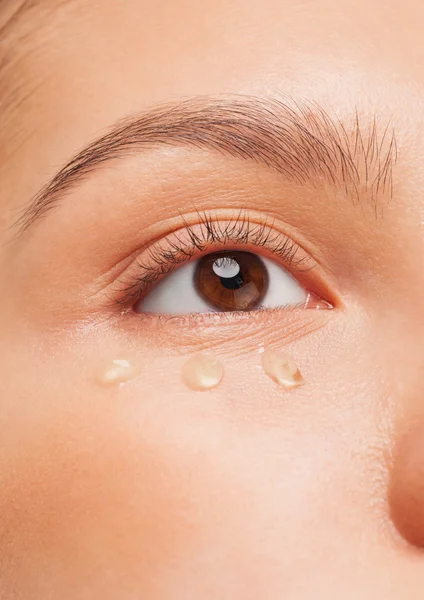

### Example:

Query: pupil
xmin=220 ymin=273 xmax=244 ymax=290
xmin=212 ymin=256 xmax=244 ymax=289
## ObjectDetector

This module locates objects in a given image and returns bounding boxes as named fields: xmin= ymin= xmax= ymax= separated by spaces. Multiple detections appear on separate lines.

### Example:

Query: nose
xmin=389 ymin=423 xmax=424 ymax=548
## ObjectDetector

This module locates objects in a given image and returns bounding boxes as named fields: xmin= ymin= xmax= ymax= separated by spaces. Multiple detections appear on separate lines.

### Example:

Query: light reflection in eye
xmin=212 ymin=256 xmax=241 ymax=278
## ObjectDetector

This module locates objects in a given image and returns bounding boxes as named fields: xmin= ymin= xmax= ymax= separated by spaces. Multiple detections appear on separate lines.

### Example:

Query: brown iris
xmin=194 ymin=251 xmax=269 ymax=311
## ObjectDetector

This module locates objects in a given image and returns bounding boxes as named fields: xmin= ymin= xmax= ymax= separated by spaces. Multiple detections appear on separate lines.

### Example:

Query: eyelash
xmin=112 ymin=211 xmax=315 ymax=310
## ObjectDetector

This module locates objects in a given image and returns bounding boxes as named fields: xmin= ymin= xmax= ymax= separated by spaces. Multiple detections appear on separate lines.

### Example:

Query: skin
xmin=0 ymin=0 xmax=424 ymax=598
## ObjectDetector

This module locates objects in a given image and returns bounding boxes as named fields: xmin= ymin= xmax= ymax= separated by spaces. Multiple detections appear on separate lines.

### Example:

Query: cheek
xmin=0 ymin=320 xmax=393 ymax=595
xmin=0 ymin=366 xmax=244 ymax=595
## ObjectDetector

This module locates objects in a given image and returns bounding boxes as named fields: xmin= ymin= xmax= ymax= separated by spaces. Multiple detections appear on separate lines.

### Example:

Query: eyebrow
xmin=15 ymin=95 xmax=398 ymax=233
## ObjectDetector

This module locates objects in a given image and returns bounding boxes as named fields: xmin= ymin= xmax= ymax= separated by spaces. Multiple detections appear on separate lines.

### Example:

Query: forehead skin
xmin=1 ymin=1 xmax=424 ymax=599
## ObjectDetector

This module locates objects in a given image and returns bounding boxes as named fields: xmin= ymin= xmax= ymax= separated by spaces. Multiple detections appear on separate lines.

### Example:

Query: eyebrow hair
xmin=15 ymin=95 xmax=398 ymax=233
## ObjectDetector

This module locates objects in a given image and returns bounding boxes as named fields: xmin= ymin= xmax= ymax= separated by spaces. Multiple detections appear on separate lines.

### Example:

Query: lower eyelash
xmin=114 ymin=211 xmax=313 ymax=307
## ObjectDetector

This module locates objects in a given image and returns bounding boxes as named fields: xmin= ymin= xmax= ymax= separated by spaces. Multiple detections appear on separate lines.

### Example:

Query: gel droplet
xmin=97 ymin=358 xmax=141 ymax=386
xmin=182 ymin=354 xmax=224 ymax=391
xmin=261 ymin=350 xmax=304 ymax=388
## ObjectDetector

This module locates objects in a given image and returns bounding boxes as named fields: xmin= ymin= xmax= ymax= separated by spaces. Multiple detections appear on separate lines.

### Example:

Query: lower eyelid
xmin=115 ymin=305 xmax=331 ymax=358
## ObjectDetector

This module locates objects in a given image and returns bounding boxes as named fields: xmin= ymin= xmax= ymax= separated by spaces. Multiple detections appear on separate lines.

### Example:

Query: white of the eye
xmin=260 ymin=257 xmax=307 ymax=308
xmin=136 ymin=255 xmax=307 ymax=315
xmin=138 ymin=261 xmax=210 ymax=315
xmin=212 ymin=257 xmax=240 ymax=279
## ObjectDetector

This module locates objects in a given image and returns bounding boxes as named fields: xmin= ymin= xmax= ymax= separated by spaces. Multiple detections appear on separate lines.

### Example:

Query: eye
xmin=115 ymin=214 xmax=335 ymax=316
xmin=135 ymin=250 xmax=314 ymax=315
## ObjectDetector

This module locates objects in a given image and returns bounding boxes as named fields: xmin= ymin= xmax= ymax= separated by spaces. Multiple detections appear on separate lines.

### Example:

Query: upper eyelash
xmin=114 ymin=210 xmax=313 ymax=307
